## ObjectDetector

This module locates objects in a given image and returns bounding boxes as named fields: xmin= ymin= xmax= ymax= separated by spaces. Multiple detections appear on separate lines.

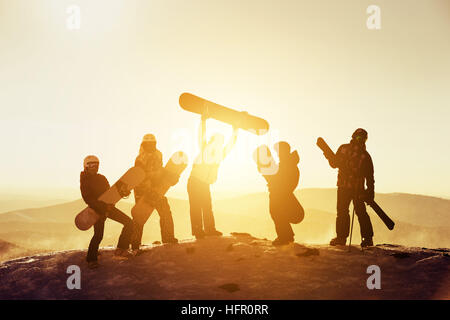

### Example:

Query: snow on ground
xmin=0 ymin=233 xmax=448 ymax=299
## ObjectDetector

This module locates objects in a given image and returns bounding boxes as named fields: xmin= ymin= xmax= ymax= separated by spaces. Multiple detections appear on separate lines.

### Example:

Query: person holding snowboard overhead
xmin=326 ymin=128 xmax=375 ymax=248
xmin=187 ymin=112 xmax=239 ymax=239
xmin=131 ymin=134 xmax=178 ymax=252
xmin=80 ymin=155 xmax=134 ymax=269
xmin=255 ymin=142 xmax=304 ymax=246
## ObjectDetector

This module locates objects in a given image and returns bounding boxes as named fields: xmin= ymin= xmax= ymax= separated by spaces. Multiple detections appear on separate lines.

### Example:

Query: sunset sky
xmin=1 ymin=0 xmax=449 ymax=199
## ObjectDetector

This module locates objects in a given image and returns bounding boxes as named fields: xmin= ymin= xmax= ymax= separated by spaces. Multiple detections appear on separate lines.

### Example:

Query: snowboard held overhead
xmin=179 ymin=92 xmax=269 ymax=134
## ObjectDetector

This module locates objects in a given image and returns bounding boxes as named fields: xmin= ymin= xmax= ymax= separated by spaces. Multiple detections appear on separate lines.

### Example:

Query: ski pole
xmin=348 ymin=205 xmax=355 ymax=252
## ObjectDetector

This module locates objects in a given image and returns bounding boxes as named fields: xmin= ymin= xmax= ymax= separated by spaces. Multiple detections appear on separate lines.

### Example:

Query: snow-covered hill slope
xmin=0 ymin=234 xmax=448 ymax=300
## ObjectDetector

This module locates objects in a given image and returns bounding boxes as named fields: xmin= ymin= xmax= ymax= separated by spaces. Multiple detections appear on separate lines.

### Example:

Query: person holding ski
xmin=255 ymin=142 xmax=304 ymax=246
xmin=131 ymin=134 xmax=178 ymax=253
xmin=326 ymin=128 xmax=375 ymax=248
xmin=80 ymin=155 xmax=134 ymax=269
xmin=187 ymin=112 xmax=239 ymax=239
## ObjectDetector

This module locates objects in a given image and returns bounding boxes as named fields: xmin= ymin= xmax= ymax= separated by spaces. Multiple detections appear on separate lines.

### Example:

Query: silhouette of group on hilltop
xmin=80 ymin=104 xmax=377 ymax=269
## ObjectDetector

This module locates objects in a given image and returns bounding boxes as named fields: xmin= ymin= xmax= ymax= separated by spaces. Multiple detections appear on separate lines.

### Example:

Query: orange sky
xmin=0 ymin=0 xmax=449 ymax=199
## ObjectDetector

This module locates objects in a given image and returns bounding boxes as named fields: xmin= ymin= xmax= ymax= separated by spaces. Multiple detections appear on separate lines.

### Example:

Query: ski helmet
xmin=142 ymin=134 xmax=156 ymax=143
xmin=83 ymin=155 xmax=99 ymax=169
xmin=352 ymin=128 xmax=368 ymax=141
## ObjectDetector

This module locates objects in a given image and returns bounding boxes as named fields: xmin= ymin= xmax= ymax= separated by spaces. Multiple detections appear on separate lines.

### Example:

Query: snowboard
xmin=179 ymin=92 xmax=269 ymax=135
xmin=366 ymin=200 xmax=395 ymax=230
xmin=98 ymin=166 xmax=145 ymax=204
xmin=316 ymin=137 xmax=336 ymax=162
xmin=131 ymin=151 xmax=188 ymax=225
xmin=75 ymin=166 xmax=145 ymax=231
xmin=252 ymin=144 xmax=278 ymax=177
xmin=74 ymin=207 xmax=100 ymax=231
xmin=316 ymin=137 xmax=395 ymax=230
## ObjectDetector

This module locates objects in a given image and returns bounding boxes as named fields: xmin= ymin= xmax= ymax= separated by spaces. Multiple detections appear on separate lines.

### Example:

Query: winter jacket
xmin=328 ymin=141 xmax=374 ymax=194
xmin=134 ymin=149 xmax=163 ymax=200
xmin=190 ymin=144 xmax=226 ymax=185
xmin=80 ymin=171 xmax=110 ymax=215
xmin=265 ymin=151 xmax=304 ymax=224
xmin=266 ymin=150 xmax=300 ymax=195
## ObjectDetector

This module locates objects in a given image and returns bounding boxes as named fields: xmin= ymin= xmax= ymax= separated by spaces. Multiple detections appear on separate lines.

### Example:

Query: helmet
xmin=352 ymin=128 xmax=368 ymax=141
xmin=83 ymin=155 xmax=99 ymax=169
xmin=274 ymin=141 xmax=291 ymax=155
xmin=142 ymin=134 xmax=156 ymax=143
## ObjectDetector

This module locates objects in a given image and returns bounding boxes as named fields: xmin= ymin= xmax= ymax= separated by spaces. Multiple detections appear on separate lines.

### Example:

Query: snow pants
xmin=187 ymin=177 xmax=216 ymax=235
xmin=269 ymin=192 xmax=304 ymax=241
xmin=86 ymin=207 xmax=133 ymax=262
xmin=336 ymin=188 xmax=374 ymax=239
xmin=131 ymin=195 xmax=175 ymax=249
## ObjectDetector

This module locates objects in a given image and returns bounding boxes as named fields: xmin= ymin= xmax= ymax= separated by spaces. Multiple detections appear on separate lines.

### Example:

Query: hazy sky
xmin=1 ymin=0 xmax=449 ymax=199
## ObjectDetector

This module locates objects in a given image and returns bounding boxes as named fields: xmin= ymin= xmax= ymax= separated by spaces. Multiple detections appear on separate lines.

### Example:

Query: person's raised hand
xmin=106 ymin=203 xmax=114 ymax=212
xmin=201 ymin=106 xmax=210 ymax=121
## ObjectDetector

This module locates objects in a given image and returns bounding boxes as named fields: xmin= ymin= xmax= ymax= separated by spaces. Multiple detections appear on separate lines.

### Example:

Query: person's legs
xmin=131 ymin=199 xmax=152 ymax=250
xmin=269 ymin=195 xmax=294 ymax=243
xmin=336 ymin=188 xmax=352 ymax=239
xmin=273 ymin=218 xmax=294 ymax=242
xmin=107 ymin=207 xmax=133 ymax=250
xmin=187 ymin=178 xmax=204 ymax=236
xmin=87 ymin=217 xmax=105 ymax=262
xmin=354 ymin=197 xmax=374 ymax=240
xmin=202 ymin=183 xmax=217 ymax=233
xmin=131 ymin=221 xmax=144 ymax=250
xmin=156 ymin=197 xmax=177 ymax=243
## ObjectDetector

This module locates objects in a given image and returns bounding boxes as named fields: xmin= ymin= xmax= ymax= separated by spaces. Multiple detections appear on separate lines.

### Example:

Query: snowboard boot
xmin=194 ymin=230 xmax=206 ymax=240
xmin=361 ymin=237 xmax=374 ymax=248
xmin=272 ymin=238 xmax=294 ymax=246
xmin=205 ymin=229 xmax=223 ymax=237
xmin=113 ymin=248 xmax=131 ymax=260
xmin=330 ymin=237 xmax=347 ymax=246
xmin=163 ymin=237 xmax=179 ymax=245
xmin=131 ymin=249 xmax=145 ymax=257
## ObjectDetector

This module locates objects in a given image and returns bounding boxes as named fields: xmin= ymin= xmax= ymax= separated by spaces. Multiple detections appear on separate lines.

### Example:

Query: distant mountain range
xmin=0 ymin=188 xmax=449 ymax=261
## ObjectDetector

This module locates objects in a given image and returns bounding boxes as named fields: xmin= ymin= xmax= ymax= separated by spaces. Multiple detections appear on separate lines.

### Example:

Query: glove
xmin=114 ymin=180 xmax=130 ymax=198
xmin=118 ymin=185 xmax=131 ymax=198
xmin=201 ymin=107 xmax=210 ymax=120
xmin=364 ymin=188 xmax=375 ymax=202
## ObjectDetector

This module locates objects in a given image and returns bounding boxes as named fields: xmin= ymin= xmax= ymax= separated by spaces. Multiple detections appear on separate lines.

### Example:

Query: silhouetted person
xmin=80 ymin=155 xmax=133 ymax=269
xmin=187 ymin=113 xmax=238 ymax=239
xmin=131 ymin=134 xmax=178 ymax=252
xmin=327 ymin=128 xmax=374 ymax=247
xmin=255 ymin=142 xmax=304 ymax=246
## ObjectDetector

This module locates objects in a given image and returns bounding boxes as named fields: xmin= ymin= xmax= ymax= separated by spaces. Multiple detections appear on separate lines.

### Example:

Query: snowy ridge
xmin=0 ymin=233 xmax=448 ymax=299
